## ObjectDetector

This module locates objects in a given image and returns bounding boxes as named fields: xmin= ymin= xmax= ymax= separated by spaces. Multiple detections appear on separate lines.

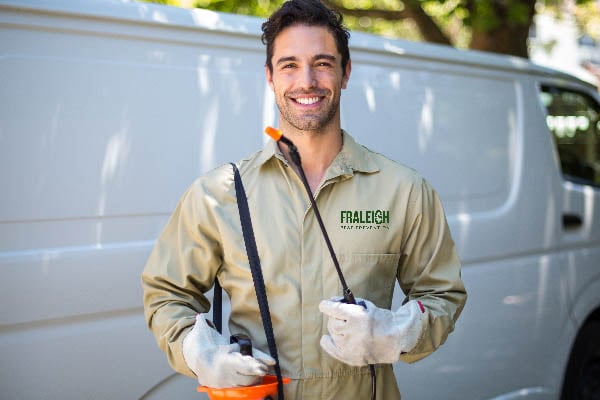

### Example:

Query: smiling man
xmin=142 ymin=1 xmax=467 ymax=399
xmin=263 ymin=19 xmax=351 ymax=192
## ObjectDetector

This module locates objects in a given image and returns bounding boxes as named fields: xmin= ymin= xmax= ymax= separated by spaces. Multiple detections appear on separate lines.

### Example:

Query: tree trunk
xmin=470 ymin=24 xmax=531 ymax=57
xmin=469 ymin=0 xmax=536 ymax=58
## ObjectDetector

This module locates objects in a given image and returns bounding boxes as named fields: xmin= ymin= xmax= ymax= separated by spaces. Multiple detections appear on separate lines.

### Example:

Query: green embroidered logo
xmin=340 ymin=210 xmax=390 ymax=230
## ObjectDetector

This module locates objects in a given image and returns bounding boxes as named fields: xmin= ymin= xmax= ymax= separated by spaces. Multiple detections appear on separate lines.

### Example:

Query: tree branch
xmin=321 ymin=0 xmax=410 ymax=19
xmin=323 ymin=0 xmax=452 ymax=46
xmin=402 ymin=0 xmax=453 ymax=45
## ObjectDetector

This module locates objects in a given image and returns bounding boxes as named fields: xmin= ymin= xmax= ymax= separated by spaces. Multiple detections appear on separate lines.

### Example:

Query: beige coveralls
xmin=142 ymin=131 xmax=467 ymax=399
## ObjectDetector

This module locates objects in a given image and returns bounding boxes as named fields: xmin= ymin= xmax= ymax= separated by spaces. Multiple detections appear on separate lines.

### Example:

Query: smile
xmin=295 ymin=96 xmax=321 ymax=105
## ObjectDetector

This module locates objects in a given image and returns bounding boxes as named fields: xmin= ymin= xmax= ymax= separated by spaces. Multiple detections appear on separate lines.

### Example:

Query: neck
xmin=278 ymin=122 xmax=343 ymax=193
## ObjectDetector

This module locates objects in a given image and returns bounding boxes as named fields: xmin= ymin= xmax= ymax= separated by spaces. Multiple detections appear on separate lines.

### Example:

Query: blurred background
xmin=139 ymin=0 xmax=600 ymax=87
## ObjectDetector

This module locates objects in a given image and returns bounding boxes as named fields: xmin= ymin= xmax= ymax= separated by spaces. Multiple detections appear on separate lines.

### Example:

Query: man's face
xmin=266 ymin=24 xmax=351 ymax=133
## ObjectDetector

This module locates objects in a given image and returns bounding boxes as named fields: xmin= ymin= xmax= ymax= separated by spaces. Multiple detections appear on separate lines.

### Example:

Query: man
xmin=142 ymin=0 xmax=467 ymax=398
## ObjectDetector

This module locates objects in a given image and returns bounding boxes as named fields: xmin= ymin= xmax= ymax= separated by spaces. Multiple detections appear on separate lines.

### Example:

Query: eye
xmin=316 ymin=61 xmax=333 ymax=68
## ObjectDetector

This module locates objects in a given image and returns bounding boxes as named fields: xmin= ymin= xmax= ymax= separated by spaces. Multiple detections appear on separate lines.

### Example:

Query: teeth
xmin=296 ymin=97 xmax=320 ymax=105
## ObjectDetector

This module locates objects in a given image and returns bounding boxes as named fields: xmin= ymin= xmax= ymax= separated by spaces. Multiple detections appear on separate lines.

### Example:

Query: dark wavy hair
xmin=261 ymin=0 xmax=350 ymax=74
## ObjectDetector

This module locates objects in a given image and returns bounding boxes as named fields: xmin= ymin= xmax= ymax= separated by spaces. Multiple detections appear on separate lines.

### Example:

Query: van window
xmin=540 ymin=86 xmax=600 ymax=186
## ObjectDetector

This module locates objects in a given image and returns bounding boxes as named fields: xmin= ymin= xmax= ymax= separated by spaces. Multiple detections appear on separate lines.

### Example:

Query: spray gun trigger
xmin=230 ymin=333 xmax=253 ymax=356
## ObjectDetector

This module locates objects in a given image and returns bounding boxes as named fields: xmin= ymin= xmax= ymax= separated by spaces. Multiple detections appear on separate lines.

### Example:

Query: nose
xmin=299 ymin=66 xmax=317 ymax=89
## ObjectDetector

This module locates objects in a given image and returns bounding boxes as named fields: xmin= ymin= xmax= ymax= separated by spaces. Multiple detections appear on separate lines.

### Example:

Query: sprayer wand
xmin=265 ymin=127 xmax=357 ymax=304
xmin=265 ymin=127 xmax=376 ymax=400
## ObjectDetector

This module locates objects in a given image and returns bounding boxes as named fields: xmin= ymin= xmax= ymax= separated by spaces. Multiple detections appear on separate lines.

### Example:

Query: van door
xmin=538 ymin=84 xmax=600 ymax=397
xmin=539 ymin=85 xmax=600 ymax=252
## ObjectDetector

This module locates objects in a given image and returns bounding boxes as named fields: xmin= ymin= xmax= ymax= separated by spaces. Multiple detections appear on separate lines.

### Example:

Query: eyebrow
xmin=275 ymin=54 xmax=337 ymax=66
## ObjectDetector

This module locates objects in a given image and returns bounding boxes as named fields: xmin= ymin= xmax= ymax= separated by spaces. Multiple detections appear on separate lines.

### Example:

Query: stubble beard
xmin=277 ymin=91 xmax=341 ymax=133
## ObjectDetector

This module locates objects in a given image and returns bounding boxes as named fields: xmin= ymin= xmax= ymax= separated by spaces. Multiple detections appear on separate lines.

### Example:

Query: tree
xmin=141 ymin=0 xmax=598 ymax=59
xmin=321 ymin=0 xmax=536 ymax=58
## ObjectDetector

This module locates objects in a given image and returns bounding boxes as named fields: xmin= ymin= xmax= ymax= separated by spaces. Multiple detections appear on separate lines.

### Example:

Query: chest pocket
xmin=338 ymin=253 xmax=400 ymax=309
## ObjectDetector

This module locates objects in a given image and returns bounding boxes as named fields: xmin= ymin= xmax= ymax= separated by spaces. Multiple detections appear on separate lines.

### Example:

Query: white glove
xmin=319 ymin=298 xmax=427 ymax=366
xmin=182 ymin=314 xmax=276 ymax=388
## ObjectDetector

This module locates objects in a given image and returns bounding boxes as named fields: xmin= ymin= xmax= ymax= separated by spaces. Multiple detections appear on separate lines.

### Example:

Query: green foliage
xmin=139 ymin=0 xmax=598 ymax=52
xmin=576 ymin=2 xmax=600 ymax=40
xmin=470 ymin=1 xmax=501 ymax=31
xmin=140 ymin=0 xmax=286 ymax=17
xmin=507 ymin=2 xmax=533 ymax=26
xmin=142 ymin=0 xmax=187 ymax=5
xmin=539 ymin=0 xmax=600 ymax=41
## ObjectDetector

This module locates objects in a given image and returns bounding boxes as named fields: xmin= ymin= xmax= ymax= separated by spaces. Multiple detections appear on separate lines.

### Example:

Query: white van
xmin=1 ymin=0 xmax=599 ymax=399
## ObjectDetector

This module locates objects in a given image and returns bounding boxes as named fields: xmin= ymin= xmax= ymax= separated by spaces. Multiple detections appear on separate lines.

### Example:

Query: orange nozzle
xmin=265 ymin=126 xmax=283 ymax=142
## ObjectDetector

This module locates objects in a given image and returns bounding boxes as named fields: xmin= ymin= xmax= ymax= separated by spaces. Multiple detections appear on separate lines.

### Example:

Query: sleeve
xmin=141 ymin=177 xmax=226 ymax=377
xmin=397 ymin=176 xmax=467 ymax=364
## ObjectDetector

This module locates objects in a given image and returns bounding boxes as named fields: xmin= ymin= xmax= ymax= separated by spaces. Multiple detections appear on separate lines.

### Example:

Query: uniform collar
xmin=257 ymin=130 xmax=379 ymax=178
xmin=332 ymin=130 xmax=379 ymax=176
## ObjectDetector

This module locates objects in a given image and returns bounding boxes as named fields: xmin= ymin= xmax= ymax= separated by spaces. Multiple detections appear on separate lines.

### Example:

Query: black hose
xmin=280 ymin=138 xmax=376 ymax=400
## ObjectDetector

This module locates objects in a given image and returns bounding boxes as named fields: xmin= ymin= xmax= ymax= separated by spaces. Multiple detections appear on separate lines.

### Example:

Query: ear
xmin=341 ymin=59 xmax=352 ymax=90
xmin=265 ymin=65 xmax=274 ymax=90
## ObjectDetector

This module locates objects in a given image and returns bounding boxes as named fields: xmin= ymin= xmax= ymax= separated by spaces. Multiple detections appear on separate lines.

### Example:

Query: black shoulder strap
xmin=213 ymin=163 xmax=284 ymax=399
xmin=212 ymin=280 xmax=222 ymax=334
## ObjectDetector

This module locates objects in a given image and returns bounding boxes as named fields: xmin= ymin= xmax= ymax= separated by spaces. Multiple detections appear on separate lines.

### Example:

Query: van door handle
xmin=562 ymin=213 xmax=583 ymax=229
